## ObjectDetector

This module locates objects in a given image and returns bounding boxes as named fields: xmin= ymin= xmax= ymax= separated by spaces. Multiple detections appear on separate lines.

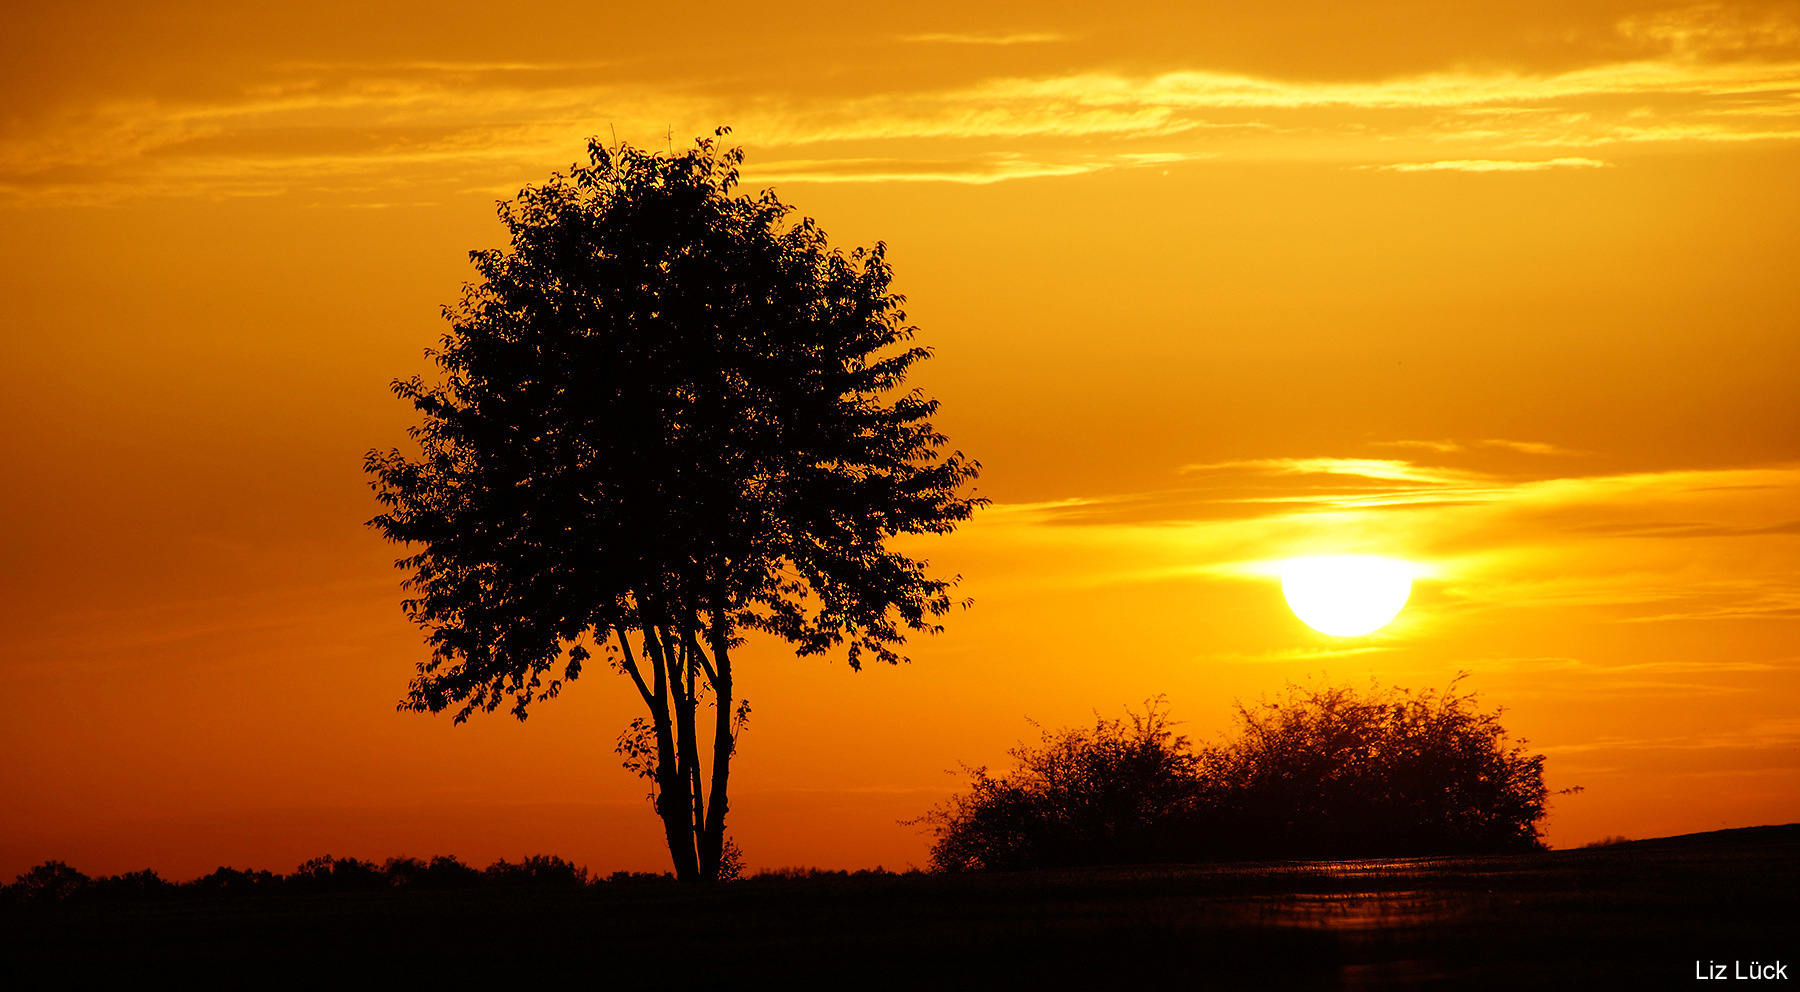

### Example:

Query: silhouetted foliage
xmin=384 ymin=855 xmax=486 ymax=890
xmin=916 ymin=700 xmax=1206 ymax=872
xmin=87 ymin=869 xmax=176 ymax=902
xmin=484 ymin=855 xmax=589 ymax=888
xmin=2 ymin=854 xmax=625 ymax=906
xmin=289 ymin=856 xmax=387 ymax=893
xmin=919 ymin=679 xmax=1561 ymax=870
xmin=6 ymin=861 xmax=90 ymax=905
xmin=187 ymin=866 xmax=282 ymax=896
xmin=1202 ymin=679 xmax=1554 ymax=858
xmin=365 ymin=128 xmax=981 ymax=882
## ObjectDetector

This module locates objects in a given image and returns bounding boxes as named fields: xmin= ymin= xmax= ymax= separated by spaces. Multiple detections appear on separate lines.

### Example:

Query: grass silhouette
xmin=2 ymin=826 xmax=1794 ymax=989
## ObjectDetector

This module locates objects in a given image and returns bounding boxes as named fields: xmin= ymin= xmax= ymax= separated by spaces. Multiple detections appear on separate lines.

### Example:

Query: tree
xmin=916 ymin=701 xmax=1205 ymax=873
xmin=365 ymin=129 xmax=982 ymax=883
xmin=1197 ymin=677 xmax=1555 ymax=858
xmin=917 ymin=679 xmax=1560 ymax=871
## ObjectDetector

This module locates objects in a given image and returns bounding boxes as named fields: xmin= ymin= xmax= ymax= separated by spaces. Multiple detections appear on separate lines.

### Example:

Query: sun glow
xmin=1280 ymin=555 xmax=1415 ymax=636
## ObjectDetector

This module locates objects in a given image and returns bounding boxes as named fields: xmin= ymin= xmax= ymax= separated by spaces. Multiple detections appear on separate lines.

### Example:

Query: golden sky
xmin=3 ymin=0 xmax=1798 ymax=878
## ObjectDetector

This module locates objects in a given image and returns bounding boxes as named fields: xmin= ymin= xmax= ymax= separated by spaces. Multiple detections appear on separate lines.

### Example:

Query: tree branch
xmin=611 ymin=624 xmax=656 ymax=710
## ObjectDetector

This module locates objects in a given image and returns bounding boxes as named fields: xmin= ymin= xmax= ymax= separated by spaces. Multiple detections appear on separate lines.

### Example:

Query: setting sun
xmin=1280 ymin=556 xmax=1414 ymax=637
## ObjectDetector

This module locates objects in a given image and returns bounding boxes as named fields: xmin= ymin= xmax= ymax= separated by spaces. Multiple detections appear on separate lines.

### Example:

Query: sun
xmin=1280 ymin=555 xmax=1414 ymax=636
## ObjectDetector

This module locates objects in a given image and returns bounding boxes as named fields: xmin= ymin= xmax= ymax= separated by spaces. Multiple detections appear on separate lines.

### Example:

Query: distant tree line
xmin=0 ymin=856 xmax=924 ymax=909
xmin=2 ymin=855 xmax=609 ymax=907
xmin=916 ymin=679 xmax=1565 ymax=871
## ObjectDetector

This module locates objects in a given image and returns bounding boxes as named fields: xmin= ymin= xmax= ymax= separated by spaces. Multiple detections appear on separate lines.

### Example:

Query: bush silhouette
xmin=5 ymin=861 xmax=91 ymax=905
xmin=919 ymin=679 xmax=1557 ymax=871
xmin=918 ymin=703 xmax=1205 ymax=872
xmin=188 ymin=866 xmax=281 ymax=896
xmin=290 ymin=855 xmax=387 ymax=893
xmin=483 ymin=855 xmax=589 ymax=888
xmin=88 ymin=869 xmax=176 ymax=901
xmin=384 ymin=855 xmax=486 ymax=890
xmin=2 ymin=854 xmax=628 ymax=907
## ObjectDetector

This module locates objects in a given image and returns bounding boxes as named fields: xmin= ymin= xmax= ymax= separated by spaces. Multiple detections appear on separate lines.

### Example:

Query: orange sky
xmin=3 ymin=0 xmax=1798 ymax=880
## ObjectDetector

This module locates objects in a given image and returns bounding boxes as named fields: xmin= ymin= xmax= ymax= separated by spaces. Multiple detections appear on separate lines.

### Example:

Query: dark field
xmin=4 ymin=825 xmax=1795 ymax=989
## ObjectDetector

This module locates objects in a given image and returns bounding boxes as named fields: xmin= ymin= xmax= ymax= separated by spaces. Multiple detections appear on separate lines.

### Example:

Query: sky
xmin=3 ymin=0 xmax=1797 ymax=880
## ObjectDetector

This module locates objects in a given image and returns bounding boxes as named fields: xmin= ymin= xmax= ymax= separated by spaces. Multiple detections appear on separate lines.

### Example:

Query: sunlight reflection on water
xmin=1249 ymin=885 xmax=1466 ymax=988
xmin=1251 ymin=889 xmax=1460 ymax=930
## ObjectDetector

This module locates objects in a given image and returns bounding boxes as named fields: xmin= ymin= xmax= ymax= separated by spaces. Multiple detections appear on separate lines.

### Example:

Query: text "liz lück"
xmin=1698 ymin=961 xmax=1788 ymax=980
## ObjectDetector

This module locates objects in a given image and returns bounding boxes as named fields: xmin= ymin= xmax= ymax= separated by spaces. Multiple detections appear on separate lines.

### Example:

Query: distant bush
xmin=290 ymin=855 xmax=387 ymax=893
xmin=88 ymin=869 xmax=177 ymax=901
xmin=188 ymin=866 xmax=281 ymax=896
xmin=918 ymin=679 xmax=1560 ymax=871
xmin=385 ymin=855 xmax=486 ymax=890
xmin=484 ymin=855 xmax=589 ymax=889
xmin=5 ymin=861 xmax=91 ymax=906
xmin=917 ymin=704 xmax=1206 ymax=872
xmin=1584 ymin=835 xmax=1632 ymax=848
xmin=1 ymin=854 xmax=627 ymax=908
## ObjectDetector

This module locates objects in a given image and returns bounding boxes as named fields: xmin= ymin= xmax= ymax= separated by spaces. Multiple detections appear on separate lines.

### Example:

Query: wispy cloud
xmin=964 ymin=60 xmax=1800 ymax=112
xmin=1180 ymin=457 xmax=1476 ymax=485
xmin=1479 ymin=439 xmax=1584 ymax=456
xmin=940 ymin=460 xmax=1800 ymax=636
xmin=748 ymin=150 xmax=1212 ymax=185
xmin=897 ymin=32 xmax=1068 ymax=46
xmin=4 ymin=4 xmax=1798 ymax=203
xmin=1618 ymin=3 xmax=1800 ymax=56
xmin=1366 ymin=157 xmax=1612 ymax=172
xmin=1207 ymin=646 xmax=1393 ymax=664
xmin=1374 ymin=438 xmax=1584 ymax=455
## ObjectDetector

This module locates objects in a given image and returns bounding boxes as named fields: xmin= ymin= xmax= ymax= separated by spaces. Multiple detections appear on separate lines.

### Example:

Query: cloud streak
xmin=3 ymin=4 xmax=1797 ymax=203
xmin=898 ymin=32 xmax=1068 ymax=46
xmin=1367 ymin=157 xmax=1612 ymax=172
xmin=945 ymin=459 xmax=1800 ymax=638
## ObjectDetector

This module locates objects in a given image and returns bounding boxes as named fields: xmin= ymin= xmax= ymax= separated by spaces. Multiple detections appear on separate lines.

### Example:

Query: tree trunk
xmin=672 ymin=634 xmax=708 ymax=871
xmin=643 ymin=622 xmax=700 ymax=882
xmin=697 ymin=624 xmax=734 ymax=880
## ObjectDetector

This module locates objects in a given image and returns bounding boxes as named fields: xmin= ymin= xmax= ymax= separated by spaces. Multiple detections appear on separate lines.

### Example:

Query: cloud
xmin=1618 ymin=4 xmax=1800 ymax=57
xmin=1375 ymin=439 xmax=1467 ymax=453
xmin=1366 ymin=158 xmax=1611 ymax=172
xmin=1180 ymin=457 xmax=1475 ymax=485
xmin=965 ymin=59 xmax=1800 ymax=112
xmin=1478 ymin=439 xmax=1584 ymax=456
xmin=943 ymin=459 xmax=1800 ymax=638
xmin=747 ymin=150 xmax=1213 ymax=185
xmin=4 ymin=21 xmax=1798 ymax=203
xmin=898 ymin=32 xmax=1068 ymax=46
xmin=1374 ymin=438 xmax=1584 ymax=455
xmin=1206 ymin=646 xmax=1393 ymax=664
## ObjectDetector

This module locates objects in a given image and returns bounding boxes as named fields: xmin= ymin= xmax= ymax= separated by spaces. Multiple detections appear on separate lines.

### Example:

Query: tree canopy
xmin=918 ymin=679 xmax=1560 ymax=871
xmin=366 ymin=129 xmax=982 ymax=881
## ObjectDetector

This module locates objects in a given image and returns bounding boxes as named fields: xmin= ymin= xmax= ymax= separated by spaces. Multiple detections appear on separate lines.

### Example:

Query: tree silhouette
xmin=918 ymin=679 xmax=1559 ymax=871
xmin=917 ymin=701 xmax=1207 ymax=872
xmin=366 ymin=129 xmax=981 ymax=882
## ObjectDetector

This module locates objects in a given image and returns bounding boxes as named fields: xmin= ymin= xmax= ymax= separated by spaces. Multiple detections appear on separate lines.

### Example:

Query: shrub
xmin=918 ymin=679 xmax=1558 ymax=871
xmin=484 ymin=855 xmax=589 ymax=888
xmin=188 ymin=866 xmax=281 ymax=895
xmin=1198 ymin=679 xmax=1552 ymax=858
xmin=384 ymin=855 xmax=486 ymax=890
xmin=89 ymin=869 xmax=177 ymax=901
xmin=289 ymin=855 xmax=386 ymax=892
xmin=916 ymin=702 xmax=1204 ymax=872
xmin=5 ymin=861 xmax=91 ymax=905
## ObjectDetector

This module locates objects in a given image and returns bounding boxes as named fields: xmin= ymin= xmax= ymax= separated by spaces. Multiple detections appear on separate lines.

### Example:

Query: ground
xmin=3 ymin=825 xmax=1793 ymax=989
